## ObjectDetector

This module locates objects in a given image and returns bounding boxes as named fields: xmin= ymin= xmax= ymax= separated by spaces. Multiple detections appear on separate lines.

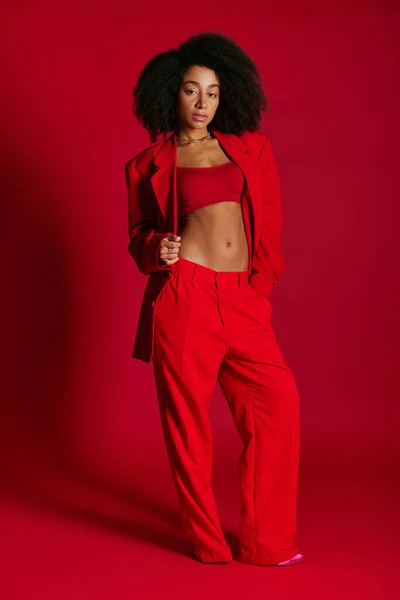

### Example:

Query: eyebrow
xmin=182 ymin=80 xmax=220 ymax=88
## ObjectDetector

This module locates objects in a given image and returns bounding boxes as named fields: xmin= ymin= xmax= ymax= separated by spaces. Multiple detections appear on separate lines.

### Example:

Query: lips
xmin=192 ymin=114 xmax=207 ymax=121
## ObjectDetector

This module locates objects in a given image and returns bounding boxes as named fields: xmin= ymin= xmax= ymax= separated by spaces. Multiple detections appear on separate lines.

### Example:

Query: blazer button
xmin=152 ymin=300 xmax=155 ymax=307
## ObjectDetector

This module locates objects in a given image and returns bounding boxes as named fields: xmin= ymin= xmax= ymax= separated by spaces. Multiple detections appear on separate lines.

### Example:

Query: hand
xmin=158 ymin=233 xmax=181 ymax=266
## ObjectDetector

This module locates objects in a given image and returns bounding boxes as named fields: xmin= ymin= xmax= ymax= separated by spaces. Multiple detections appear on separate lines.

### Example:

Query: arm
xmin=250 ymin=136 xmax=285 ymax=298
xmin=125 ymin=159 xmax=173 ymax=275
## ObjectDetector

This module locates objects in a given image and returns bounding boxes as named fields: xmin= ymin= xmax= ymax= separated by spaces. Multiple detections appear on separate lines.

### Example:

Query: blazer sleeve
xmin=250 ymin=136 xmax=285 ymax=298
xmin=125 ymin=159 xmax=174 ymax=275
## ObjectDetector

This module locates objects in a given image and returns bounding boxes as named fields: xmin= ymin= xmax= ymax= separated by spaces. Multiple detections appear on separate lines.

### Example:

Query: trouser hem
xmin=192 ymin=547 xmax=232 ymax=563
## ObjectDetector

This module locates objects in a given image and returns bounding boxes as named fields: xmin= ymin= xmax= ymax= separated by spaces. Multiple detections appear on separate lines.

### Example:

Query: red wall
xmin=1 ymin=0 xmax=399 ymax=490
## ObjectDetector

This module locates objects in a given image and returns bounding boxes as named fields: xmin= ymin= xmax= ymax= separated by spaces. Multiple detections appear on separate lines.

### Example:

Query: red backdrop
xmin=1 ymin=1 xmax=399 ymax=598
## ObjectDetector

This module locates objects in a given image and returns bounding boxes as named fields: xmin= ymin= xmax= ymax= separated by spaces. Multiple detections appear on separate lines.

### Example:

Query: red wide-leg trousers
xmin=152 ymin=257 xmax=300 ymax=565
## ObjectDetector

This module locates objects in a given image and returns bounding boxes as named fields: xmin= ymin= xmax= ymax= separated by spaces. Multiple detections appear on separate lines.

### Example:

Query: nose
xmin=196 ymin=93 xmax=207 ymax=109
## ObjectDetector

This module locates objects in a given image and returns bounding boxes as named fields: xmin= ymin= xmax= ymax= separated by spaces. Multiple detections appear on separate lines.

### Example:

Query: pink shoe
xmin=276 ymin=553 xmax=304 ymax=566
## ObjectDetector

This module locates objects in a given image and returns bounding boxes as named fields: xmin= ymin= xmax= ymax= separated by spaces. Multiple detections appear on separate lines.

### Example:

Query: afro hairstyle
xmin=132 ymin=31 xmax=269 ymax=143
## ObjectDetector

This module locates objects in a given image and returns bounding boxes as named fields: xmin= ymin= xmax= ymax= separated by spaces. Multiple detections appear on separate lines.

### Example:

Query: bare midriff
xmin=177 ymin=202 xmax=249 ymax=272
xmin=176 ymin=137 xmax=249 ymax=272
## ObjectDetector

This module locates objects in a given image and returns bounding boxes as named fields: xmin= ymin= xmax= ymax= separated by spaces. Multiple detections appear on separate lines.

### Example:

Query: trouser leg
xmin=217 ymin=283 xmax=301 ymax=565
xmin=152 ymin=259 xmax=231 ymax=562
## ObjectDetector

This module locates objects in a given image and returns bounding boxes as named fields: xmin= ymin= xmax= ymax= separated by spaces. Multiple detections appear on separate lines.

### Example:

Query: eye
xmin=184 ymin=89 xmax=218 ymax=98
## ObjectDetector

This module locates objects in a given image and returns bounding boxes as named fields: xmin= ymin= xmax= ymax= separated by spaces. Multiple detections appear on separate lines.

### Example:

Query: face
xmin=176 ymin=65 xmax=220 ymax=130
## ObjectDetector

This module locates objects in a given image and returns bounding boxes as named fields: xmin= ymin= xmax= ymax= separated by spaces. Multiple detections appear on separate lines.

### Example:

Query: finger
xmin=163 ymin=253 xmax=179 ymax=261
xmin=161 ymin=257 xmax=178 ymax=266
xmin=161 ymin=248 xmax=179 ymax=257
xmin=162 ymin=239 xmax=181 ymax=248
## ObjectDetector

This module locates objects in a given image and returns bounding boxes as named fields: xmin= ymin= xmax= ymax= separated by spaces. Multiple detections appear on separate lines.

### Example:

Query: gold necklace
xmin=176 ymin=132 xmax=211 ymax=143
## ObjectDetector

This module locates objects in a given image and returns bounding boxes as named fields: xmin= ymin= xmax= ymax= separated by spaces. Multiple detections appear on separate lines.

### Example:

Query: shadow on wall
xmin=0 ymin=134 xmax=189 ymax=556
xmin=1 ymin=132 xmax=76 ymax=482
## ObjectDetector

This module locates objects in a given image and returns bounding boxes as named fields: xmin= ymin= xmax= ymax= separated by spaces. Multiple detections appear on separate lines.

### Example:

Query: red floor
xmin=1 ymin=440 xmax=397 ymax=600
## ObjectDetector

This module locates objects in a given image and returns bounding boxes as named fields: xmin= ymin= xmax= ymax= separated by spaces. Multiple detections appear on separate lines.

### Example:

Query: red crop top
xmin=177 ymin=160 xmax=244 ymax=219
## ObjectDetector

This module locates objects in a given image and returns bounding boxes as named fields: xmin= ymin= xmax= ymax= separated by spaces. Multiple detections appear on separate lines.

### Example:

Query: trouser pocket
xmin=246 ymin=283 xmax=271 ymax=309
xmin=153 ymin=271 xmax=180 ymax=320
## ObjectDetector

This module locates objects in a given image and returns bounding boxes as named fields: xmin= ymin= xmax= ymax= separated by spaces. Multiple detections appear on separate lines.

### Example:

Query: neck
xmin=175 ymin=125 xmax=209 ymax=140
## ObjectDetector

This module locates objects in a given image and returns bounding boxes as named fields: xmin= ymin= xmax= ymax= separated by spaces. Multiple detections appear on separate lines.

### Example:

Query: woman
xmin=125 ymin=31 xmax=303 ymax=567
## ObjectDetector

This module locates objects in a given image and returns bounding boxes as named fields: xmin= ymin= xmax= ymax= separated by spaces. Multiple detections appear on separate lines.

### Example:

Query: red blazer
xmin=125 ymin=128 xmax=285 ymax=362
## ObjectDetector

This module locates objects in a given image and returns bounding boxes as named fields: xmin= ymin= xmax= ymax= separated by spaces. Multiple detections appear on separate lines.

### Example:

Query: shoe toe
xmin=276 ymin=553 xmax=304 ymax=566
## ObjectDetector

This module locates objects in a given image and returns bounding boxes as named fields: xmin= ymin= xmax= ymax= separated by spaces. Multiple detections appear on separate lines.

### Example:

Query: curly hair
xmin=132 ymin=31 xmax=268 ymax=143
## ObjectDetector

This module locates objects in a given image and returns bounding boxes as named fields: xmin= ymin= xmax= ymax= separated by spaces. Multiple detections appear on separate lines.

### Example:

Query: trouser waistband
xmin=170 ymin=257 xmax=250 ymax=288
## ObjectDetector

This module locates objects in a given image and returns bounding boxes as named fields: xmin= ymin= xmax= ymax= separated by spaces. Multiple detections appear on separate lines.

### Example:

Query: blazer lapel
xmin=150 ymin=131 xmax=176 ymax=228
xmin=211 ymin=130 xmax=262 ymax=254
xmin=149 ymin=128 xmax=263 ymax=254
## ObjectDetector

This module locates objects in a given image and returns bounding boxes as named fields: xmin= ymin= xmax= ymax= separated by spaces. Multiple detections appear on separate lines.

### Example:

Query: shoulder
xmin=125 ymin=138 xmax=164 ymax=175
xmin=237 ymin=130 xmax=271 ymax=158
